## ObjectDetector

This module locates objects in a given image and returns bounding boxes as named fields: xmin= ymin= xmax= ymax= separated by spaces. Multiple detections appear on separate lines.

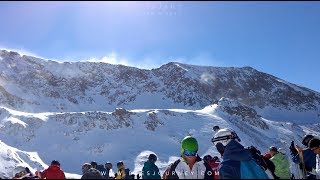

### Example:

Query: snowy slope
xmin=0 ymin=102 xmax=319 ymax=178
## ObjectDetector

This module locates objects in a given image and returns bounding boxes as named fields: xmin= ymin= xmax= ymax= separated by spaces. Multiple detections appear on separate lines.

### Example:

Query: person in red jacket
xmin=203 ymin=155 xmax=220 ymax=179
xmin=38 ymin=160 xmax=66 ymax=179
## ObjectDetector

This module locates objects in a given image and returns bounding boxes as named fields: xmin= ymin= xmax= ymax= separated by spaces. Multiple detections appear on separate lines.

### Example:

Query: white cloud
xmin=200 ymin=73 xmax=216 ymax=83
xmin=83 ymin=52 xmax=131 ymax=66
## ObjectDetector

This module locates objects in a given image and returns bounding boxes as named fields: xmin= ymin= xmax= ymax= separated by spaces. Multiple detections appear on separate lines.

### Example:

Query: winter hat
xmin=212 ymin=128 xmax=240 ymax=146
xmin=82 ymin=163 xmax=92 ymax=174
xmin=51 ymin=160 xmax=60 ymax=166
xmin=90 ymin=161 xmax=98 ymax=168
xmin=213 ymin=126 xmax=220 ymax=132
xmin=117 ymin=161 xmax=124 ymax=168
xmin=203 ymin=155 xmax=212 ymax=162
xmin=269 ymin=146 xmax=278 ymax=152
xmin=148 ymin=154 xmax=157 ymax=162
xmin=302 ymin=134 xmax=314 ymax=146
xmin=308 ymin=138 xmax=320 ymax=149
xmin=181 ymin=136 xmax=198 ymax=155
xmin=212 ymin=156 xmax=219 ymax=162
xmin=263 ymin=153 xmax=271 ymax=159
xmin=105 ymin=162 xmax=112 ymax=169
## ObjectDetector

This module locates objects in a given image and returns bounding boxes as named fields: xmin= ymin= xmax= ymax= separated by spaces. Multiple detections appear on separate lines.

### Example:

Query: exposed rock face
xmin=216 ymin=97 xmax=268 ymax=130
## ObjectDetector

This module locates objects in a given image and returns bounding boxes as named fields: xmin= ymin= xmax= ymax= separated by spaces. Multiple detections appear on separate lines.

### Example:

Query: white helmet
xmin=212 ymin=128 xmax=241 ymax=146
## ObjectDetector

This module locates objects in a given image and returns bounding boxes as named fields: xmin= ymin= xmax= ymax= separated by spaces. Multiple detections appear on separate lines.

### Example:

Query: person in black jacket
xmin=247 ymin=145 xmax=278 ymax=179
xmin=81 ymin=163 xmax=104 ymax=179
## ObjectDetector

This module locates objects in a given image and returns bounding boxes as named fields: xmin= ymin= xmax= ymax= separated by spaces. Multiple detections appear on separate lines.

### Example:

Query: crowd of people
xmin=10 ymin=125 xmax=320 ymax=179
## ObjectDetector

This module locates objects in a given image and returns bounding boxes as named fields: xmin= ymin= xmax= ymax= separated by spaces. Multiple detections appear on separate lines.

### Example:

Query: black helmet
xmin=302 ymin=134 xmax=314 ymax=146
xmin=148 ymin=154 xmax=157 ymax=162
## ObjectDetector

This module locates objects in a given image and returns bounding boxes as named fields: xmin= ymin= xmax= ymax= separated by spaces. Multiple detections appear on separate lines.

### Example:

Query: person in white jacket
xmin=308 ymin=138 xmax=320 ymax=179
xmin=162 ymin=136 xmax=214 ymax=179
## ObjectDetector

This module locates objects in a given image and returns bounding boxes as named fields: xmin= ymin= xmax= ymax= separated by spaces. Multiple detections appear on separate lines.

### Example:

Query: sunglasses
xmin=183 ymin=149 xmax=197 ymax=156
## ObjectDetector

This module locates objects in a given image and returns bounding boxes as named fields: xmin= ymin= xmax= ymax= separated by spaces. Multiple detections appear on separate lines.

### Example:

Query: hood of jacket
xmin=223 ymin=140 xmax=252 ymax=161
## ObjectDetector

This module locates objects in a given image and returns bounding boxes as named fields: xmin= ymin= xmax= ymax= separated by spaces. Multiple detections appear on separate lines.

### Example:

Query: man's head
xmin=51 ymin=160 xmax=60 ymax=167
xmin=105 ymin=162 xmax=112 ymax=170
xmin=302 ymin=134 xmax=314 ymax=147
xmin=117 ymin=161 xmax=124 ymax=169
xmin=148 ymin=154 xmax=157 ymax=162
xmin=212 ymin=156 xmax=220 ymax=162
xmin=269 ymin=146 xmax=278 ymax=157
xmin=308 ymin=138 xmax=320 ymax=154
xmin=90 ymin=161 xmax=98 ymax=169
xmin=211 ymin=128 xmax=241 ymax=156
xmin=181 ymin=136 xmax=198 ymax=164
xmin=203 ymin=155 xmax=212 ymax=163
xmin=213 ymin=126 xmax=220 ymax=132
xmin=82 ymin=163 xmax=92 ymax=174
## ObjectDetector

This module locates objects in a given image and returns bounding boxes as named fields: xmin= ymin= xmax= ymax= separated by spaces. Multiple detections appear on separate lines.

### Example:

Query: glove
xmin=290 ymin=140 xmax=298 ymax=156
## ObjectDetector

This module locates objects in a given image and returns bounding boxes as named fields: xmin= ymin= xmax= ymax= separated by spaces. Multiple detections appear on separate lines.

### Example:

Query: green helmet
xmin=181 ymin=136 xmax=198 ymax=151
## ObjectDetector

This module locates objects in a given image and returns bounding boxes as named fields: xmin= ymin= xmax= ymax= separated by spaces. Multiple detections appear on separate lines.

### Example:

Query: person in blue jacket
xmin=142 ymin=154 xmax=161 ymax=179
xmin=212 ymin=128 xmax=269 ymax=179
xmin=289 ymin=134 xmax=316 ymax=175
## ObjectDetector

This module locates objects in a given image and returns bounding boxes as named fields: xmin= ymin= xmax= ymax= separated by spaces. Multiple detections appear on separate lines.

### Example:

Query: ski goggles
xmin=183 ymin=149 xmax=197 ymax=156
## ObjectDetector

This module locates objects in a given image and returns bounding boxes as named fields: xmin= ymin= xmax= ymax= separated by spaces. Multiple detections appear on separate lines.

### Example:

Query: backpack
xmin=240 ymin=159 xmax=269 ymax=179
xmin=96 ymin=164 xmax=108 ymax=178
xmin=166 ymin=159 xmax=180 ymax=179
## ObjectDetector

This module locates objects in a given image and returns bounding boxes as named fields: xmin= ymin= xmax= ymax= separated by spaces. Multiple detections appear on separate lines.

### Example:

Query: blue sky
xmin=1 ymin=1 xmax=320 ymax=92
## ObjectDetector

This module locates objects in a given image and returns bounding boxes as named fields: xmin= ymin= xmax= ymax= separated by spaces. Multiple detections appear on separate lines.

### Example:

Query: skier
xmin=37 ymin=160 xmax=65 ymax=179
xmin=308 ymin=138 xmax=320 ymax=179
xmin=114 ymin=161 xmax=127 ymax=179
xmin=247 ymin=146 xmax=277 ymax=179
xmin=96 ymin=163 xmax=108 ymax=178
xmin=81 ymin=163 xmax=104 ymax=179
xmin=290 ymin=134 xmax=316 ymax=178
xmin=269 ymin=146 xmax=290 ymax=179
xmin=162 ymin=136 xmax=214 ymax=179
xmin=105 ymin=162 xmax=115 ymax=179
xmin=203 ymin=155 xmax=220 ymax=179
xmin=212 ymin=128 xmax=269 ymax=179
xmin=142 ymin=153 xmax=161 ymax=179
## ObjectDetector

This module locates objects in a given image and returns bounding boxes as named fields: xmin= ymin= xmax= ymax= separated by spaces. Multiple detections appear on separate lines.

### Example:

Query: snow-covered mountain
xmin=1 ymin=50 xmax=319 ymax=123
xmin=0 ymin=49 xmax=319 ymax=178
